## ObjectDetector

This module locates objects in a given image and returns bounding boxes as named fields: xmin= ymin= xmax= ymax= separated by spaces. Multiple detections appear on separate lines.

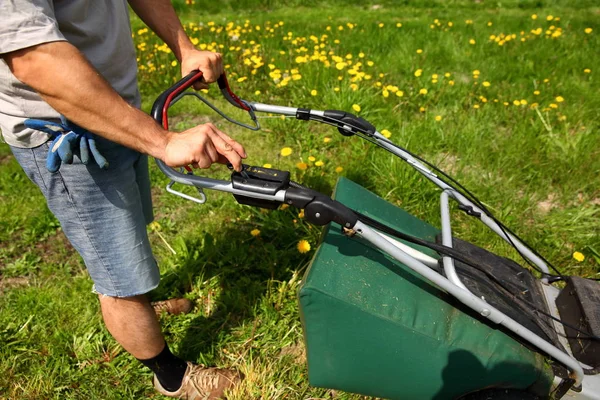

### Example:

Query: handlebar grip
xmin=151 ymin=70 xmax=204 ymax=130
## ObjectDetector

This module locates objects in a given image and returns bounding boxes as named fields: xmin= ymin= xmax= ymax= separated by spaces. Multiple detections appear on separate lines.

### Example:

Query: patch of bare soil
xmin=537 ymin=193 xmax=558 ymax=213
xmin=0 ymin=276 xmax=29 ymax=293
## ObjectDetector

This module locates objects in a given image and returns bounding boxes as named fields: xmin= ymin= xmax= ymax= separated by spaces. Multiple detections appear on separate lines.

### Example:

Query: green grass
xmin=1 ymin=0 xmax=599 ymax=398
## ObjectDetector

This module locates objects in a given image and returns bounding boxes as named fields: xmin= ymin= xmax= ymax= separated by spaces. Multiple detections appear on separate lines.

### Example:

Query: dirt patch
xmin=0 ymin=276 xmax=29 ymax=293
xmin=0 ymin=153 xmax=13 ymax=165
xmin=278 ymin=341 xmax=306 ymax=364
xmin=434 ymin=152 xmax=460 ymax=175
xmin=537 ymin=193 xmax=558 ymax=213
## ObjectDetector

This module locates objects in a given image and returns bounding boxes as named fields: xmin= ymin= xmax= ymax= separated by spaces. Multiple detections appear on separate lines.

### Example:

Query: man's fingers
xmin=205 ymin=127 xmax=242 ymax=171
xmin=213 ymin=129 xmax=247 ymax=158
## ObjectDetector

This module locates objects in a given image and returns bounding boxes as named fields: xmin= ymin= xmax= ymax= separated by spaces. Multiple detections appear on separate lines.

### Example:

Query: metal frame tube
xmin=354 ymin=220 xmax=584 ymax=386
xmin=440 ymin=191 xmax=469 ymax=291
xmin=372 ymin=131 xmax=551 ymax=278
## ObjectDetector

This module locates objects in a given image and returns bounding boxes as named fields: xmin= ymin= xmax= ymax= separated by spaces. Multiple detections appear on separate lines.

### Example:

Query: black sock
xmin=137 ymin=343 xmax=188 ymax=392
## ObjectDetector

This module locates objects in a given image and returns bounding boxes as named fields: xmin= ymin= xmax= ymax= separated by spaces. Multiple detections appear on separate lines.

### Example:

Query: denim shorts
xmin=10 ymin=137 xmax=160 ymax=297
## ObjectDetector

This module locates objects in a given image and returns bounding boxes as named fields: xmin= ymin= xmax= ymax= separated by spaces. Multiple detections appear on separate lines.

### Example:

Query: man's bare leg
xmin=99 ymin=294 xmax=165 ymax=359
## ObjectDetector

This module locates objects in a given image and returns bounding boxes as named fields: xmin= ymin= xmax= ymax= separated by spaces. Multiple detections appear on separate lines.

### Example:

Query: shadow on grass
xmin=150 ymin=206 xmax=314 ymax=363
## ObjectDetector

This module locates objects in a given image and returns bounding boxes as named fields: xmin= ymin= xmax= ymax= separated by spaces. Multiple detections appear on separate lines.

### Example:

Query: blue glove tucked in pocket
xmin=24 ymin=117 xmax=108 ymax=173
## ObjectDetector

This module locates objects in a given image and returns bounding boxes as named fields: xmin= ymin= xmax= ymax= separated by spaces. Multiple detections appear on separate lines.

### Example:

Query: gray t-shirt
xmin=0 ymin=0 xmax=141 ymax=148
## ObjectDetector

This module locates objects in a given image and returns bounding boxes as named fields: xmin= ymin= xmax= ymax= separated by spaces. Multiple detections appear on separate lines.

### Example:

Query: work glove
xmin=24 ymin=117 xmax=109 ymax=173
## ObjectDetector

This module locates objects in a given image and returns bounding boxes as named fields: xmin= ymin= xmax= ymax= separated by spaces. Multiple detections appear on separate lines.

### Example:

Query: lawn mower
xmin=151 ymin=70 xmax=600 ymax=400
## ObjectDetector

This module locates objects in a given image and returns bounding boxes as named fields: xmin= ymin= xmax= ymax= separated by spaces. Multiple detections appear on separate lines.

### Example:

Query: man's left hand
xmin=181 ymin=50 xmax=223 ymax=90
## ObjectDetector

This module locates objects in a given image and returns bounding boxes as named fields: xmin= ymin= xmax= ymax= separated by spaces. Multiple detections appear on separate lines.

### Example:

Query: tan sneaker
xmin=151 ymin=298 xmax=193 ymax=316
xmin=154 ymin=362 xmax=243 ymax=399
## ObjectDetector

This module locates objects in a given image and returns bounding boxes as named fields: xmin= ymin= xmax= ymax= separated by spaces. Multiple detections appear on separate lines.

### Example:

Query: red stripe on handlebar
xmin=161 ymin=70 xmax=205 ymax=131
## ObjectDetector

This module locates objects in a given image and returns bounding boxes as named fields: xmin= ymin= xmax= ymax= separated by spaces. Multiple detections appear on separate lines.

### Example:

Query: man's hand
xmin=181 ymin=50 xmax=223 ymax=90
xmin=164 ymin=123 xmax=246 ymax=171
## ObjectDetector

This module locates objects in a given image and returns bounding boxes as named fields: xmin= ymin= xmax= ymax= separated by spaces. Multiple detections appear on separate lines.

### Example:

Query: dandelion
xmin=297 ymin=240 xmax=311 ymax=254
xmin=419 ymin=88 xmax=428 ymax=95
xmin=546 ymin=15 xmax=554 ymax=21
xmin=255 ymin=90 xmax=261 ymax=95
xmin=584 ymin=68 xmax=591 ymax=73
xmin=250 ymin=229 xmax=261 ymax=237
xmin=396 ymin=90 xmax=404 ymax=97
xmin=414 ymin=69 xmax=423 ymax=77
xmin=171 ymin=60 xmax=178 ymax=67
xmin=396 ymin=23 xmax=402 ymax=28
xmin=335 ymin=166 xmax=344 ymax=173
xmin=263 ymin=163 xmax=272 ymax=168
xmin=573 ymin=251 xmax=585 ymax=262
xmin=416 ymin=49 xmax=423 ymax=54
xmin=448 ymin=80 xmax=455 ymax=86
xmin=323 ymin=137 xmax=332 ymax=143
xmin=280 ymin=204 xmax=289 ymax=210
xmin=298 ymin=210 xmax=305 ymax=218
xmin=280 ymin=147 xmax=293 ymax=157
xmin=335 ymin=62 xmax=346 ymax=70
xmin=473 ymin=104 xmax=480 ymax=109
xmin=555 ymin=96 xmax=564 ymax=102
xmin=381 ymin=129 xmax=392 ymax=138
xmin=352 ymin=104 xmax=361 ymax=112
xmin=534 ymin=90 xmax=540 ymax=95
xmin=513 ymin=100 xmax=520 ymax=106
xmin=237 ymin=76 xmax=247 ymax=82
xmin=315 ymin=160 xmax=324 ymax=167
xmin=308 ymin=156 xmax=316 ymax=162
xmin=585 ymin=28 xmax=593 ymax=34
xmin=435 ymin=115 xmax=442 ymax=121
xmin=382 ymin=89 xmax=390 ymax=98
xmin=311 ymin=89 xmax=317 ymax=96
xmin=469 ymin=39 xmax=476 ymax=45
xmin=296 ymin=162 xmax=308 ymax=170
xmin=549 ymin=103 xmax=558 ymax=109
xmin=520 ymin=99 xmax=528 ymax=105
xmin=531 ymin=14 xmax=538 ymax=20
xmin=482 ymin=81 xmax=491 ymax=87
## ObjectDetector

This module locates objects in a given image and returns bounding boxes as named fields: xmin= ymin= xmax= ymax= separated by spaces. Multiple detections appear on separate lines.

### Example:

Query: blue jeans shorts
xmin=10 ymin=137 xmax=160 ymax=297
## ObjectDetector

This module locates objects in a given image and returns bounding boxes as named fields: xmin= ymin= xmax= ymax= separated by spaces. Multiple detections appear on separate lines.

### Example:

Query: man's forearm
xmin=4 ymin=41 xmax=170 ymax=160
xmin=128 ymin=0 xmax=195 ymax=61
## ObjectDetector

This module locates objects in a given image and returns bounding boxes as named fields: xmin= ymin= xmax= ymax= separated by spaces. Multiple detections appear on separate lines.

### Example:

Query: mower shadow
xmin=150 ymin=208 xmax=313 ymax=364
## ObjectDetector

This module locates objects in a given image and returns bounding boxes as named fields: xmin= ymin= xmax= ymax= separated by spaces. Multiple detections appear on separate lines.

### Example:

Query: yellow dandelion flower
xmin=352 ymin=104 xmax=361 ymax=112
xmin=335 ymin=62 xmax=346 ymax=70
xmin=311 ymin=89 xmax=318 ymax=96
xmin=469 ymin=39 xmax=476 ymax=45
xmin=531 ymin=14 xmax=538 ymax=20
xmin=513 ymin=100 xmax=520 ymax=106
xmin=255 ymin=90 xmax=261 ymax=95
xmin=381 ymin=129 xmax=392 ymax=138
xmin=171 ymin=60 xmax=178 ymax=67
xmin=549 ymin=103 xmax=558 ymax=109
xmin=250 ymin=229 xmax=261 ymax=237
xmin=280 ymin=147 xmax=293 ymax=157
xmin=297 ymin=240 xmax=311 ymax=254
xmin=335 ymin=166 xmax=344 ymax=173
xmin=296 ymin=162 xmax=308 ymax=170
xmin=448 ymin=80 xmax=455 ymax=86
xmin=584 ymin=68 xmax=591 ymax=73
xmin=435 ymin=115 xmax=442 ymax=121
xmin=315 ymin=160 xmax=324 ymax=167
xmin=534 ymin=90 xmax=540 ymax=95
xmin=555 ymin=96 xmax=564 ymax=102
xmin=419 ymin=106 xmax=426 ymax=112
xmin=520 ymin=99 xmax=528 ymax=105
xmin=263 ymin=163 xmax=272 ymax=168
xmin=378 ymin=23 xmax=384 ymax=28
xmin=585 ymin=28 xmax=593 ymax=34
xmin=350 ymin=83 xmax=358 ymax=91
xmin=298 ymin=210 xmax=305 ymax=218
xmin=473 ymin=69 xmax=480 ymax=75
xmin=444 ymin=72 xmax=451 ymax=78
xmin=546 ymin=15 xmax=554 ymax=21
xmin=396 ymin=23 xmax=402 ymax=28
xmin=419 ymin=88 xmax=428 ymax=95
xmin=473 ymin=104 xmax=480 ymax=109
xmin=573 ymin=251 xmax=585 ymax=262
xmin=323 ymin=137 xmax=332 ymax=143
xmin=414 ymin=69 xmax=423 ymax=77
xmin=416 ymin=49 xmax=423 ymax=54
xmin=308 ymin=156 xmax=316 ymax=162
xmin=382 ymin=89 xmax=390 ymax=98
xmin=396 ymin=90 xmax=404 ymax=97
xmin=482 ymin=81 xmax=491 ymax=87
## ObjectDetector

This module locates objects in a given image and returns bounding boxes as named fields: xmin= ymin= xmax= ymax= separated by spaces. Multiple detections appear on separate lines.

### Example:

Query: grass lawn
xmin=1 ymin=0 xmax=599 ymax=398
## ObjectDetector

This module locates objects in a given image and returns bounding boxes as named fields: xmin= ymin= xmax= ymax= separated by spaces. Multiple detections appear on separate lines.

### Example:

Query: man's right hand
xmin=163 ymin=123 xmax=247 ymax=171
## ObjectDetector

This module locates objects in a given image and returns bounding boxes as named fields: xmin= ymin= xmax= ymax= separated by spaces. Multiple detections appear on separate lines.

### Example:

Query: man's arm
xmin=4 ymin=41 xmax=245 ymax=170
xmin=127 ymin=0 xmax=223 ymax=87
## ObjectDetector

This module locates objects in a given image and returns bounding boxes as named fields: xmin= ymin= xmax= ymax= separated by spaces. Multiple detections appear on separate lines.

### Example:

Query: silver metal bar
xmin=372 ymin=230 xmax=439 ymax=269
xmin=440 ymin=191 xmax=469 ymax=291
xmin=371 ymin=131 xmax=552 ymax=278
xmin=249 ymin=102 xmax=298 ymax=116
xmin=353 ymin=220 xmax=584 ymax=386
